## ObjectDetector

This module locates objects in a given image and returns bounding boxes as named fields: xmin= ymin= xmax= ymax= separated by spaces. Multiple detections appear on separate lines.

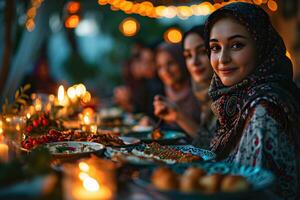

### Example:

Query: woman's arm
xmin=153 ymin=95 xmax=200 ymax=137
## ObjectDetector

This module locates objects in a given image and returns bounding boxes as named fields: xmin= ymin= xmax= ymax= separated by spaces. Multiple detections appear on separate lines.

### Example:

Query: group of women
xmin=118 ymin=2 xmax=300 ymax=199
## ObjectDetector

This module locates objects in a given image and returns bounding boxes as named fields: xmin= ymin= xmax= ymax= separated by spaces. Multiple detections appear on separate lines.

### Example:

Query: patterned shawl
xmin=204 ymin=2 xmax=300 ymax=160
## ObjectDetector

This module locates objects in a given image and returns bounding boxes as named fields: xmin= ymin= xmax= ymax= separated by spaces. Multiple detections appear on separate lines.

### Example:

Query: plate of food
xmin=135 ymin=162 xmax=275 ymax=200
xmin=126 ymin=129 xmax=186 ymax=143
xmin=44 ymin=141 xmax=105 ymax=158
xmin=105 ymin=142 xmax=216 ymax=165
xmin=87 ymin=134 xmax=140 ymax=147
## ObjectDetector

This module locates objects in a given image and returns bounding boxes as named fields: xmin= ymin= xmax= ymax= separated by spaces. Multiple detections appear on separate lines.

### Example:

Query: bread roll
xmin=220 ymin=175 xmax=250 ymax=192
xmin=151 ymin=167 xmax=179 ymax=191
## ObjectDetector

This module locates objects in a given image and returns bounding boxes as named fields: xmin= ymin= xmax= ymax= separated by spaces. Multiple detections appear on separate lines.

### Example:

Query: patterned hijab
xmin=204 ymin=2 xmax=300 ymax=159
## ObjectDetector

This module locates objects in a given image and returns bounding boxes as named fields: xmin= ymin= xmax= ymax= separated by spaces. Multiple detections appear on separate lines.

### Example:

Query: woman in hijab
xmin=153 ymin=26 xmax=215 ymax=148
xmin=154 ymin=42 xmax=201 ymax=131
xmin=205 ymin=2 xmax=300 ymax=199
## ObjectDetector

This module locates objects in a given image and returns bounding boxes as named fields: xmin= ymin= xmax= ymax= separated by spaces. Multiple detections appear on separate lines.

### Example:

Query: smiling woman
xmin=204 ymin=2 xmax=300 ymax=199
xmin=209 ymin=17 xmax=256 ymax=86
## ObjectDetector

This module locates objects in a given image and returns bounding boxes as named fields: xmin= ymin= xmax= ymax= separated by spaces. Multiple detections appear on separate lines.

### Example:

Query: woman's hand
xmin=153 ymin=95 xmax=179 ymax=122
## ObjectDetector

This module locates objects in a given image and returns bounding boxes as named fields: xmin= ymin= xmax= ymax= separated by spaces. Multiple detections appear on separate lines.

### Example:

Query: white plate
xmin=44 ymin=141 xmax=105 ymax=157
xmin=118 ymin=136 xmax=141 ymax=145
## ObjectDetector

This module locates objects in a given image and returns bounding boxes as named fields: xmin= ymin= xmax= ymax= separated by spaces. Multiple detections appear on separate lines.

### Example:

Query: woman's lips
xmin=193 ymin=68 xmax=206 ymax=75
xmin=218 ymin=67 xmax=237 ymax=75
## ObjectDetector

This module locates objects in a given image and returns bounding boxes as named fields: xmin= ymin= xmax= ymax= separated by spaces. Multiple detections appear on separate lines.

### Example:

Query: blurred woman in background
xmin=153 ymin=26 xmax=215 ymax=148
xmin=154 ymin=42 xmax=201 ymax=132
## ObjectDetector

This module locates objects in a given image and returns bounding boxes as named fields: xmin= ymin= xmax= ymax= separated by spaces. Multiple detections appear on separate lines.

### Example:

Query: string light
xmin=25 ymin=0 xmax=44 ymax=32
xmin=267 ymin=0 xmax=278 ymax=12
xmin=164 ymin=28 xmax=182 ymax=44
xmin=119 ymin=17 xmax=139 ymax=37
xmin=97 ymin=0 xmax=277 ymax=19
xmin=65 ymin=15 xmax=80 ymax=28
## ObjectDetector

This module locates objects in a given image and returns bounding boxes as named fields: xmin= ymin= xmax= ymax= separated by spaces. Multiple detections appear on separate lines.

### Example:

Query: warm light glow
xmin=65 ymin=15 xmax=80 ymax=28
xmin=79 ymin=162 xmax=90 ymax=172
xmin=26 ymin=19 xmax=35 ymax=32
xmin=76 ymin=84 xmax=87 ymax=97
xmin=98 ymin=0 xmax=108 ymax=5
xmin=253 ymin=0 xmax=263 ymax=5
xmin=27 ymin=7 xmax=37 ymax=18
xmin=16 ymin=124 xmax=21 ymax=131
xmin=82 ymin=108 xmax=94 ymax=116
xmin=26 ymin=113 xmax=31 ymax=119
xmin=5 ymin=117 xmax=11 ymax=123
xmin=164 ymin=28 xmax=182 ymax=44
xmin=48 ymin=94 xmax=55 ymax=102
xmin=162 ymin=6 xmax=177 ymax=18
xmin=83 ymin=177 xmax=100 ymax=192
xmin=155 ymin=6 xmax=166 ymax=17
xmin=286 ymin=51 xmax=292 ymax=60
xmin=67 ymin=1 xmax=80 ymax=13
xmin=67 ymin=87 xmax=77 ymax=100
xmin=79 ymin=172 xmax=90 ymax=180
xmin=0 ymin=120 xmax=3 ymax=134
xmin=34 ymin=98 xmax=42 ymax=111
xmin=83 ymin=115 xmax=91 ymax=125
xmin=177 ymin=6 xmax=192 ymax=19
xmin=268 ymin=0 xmax=278 ymax=12
xmin=82 ymin=91 xmax=91 ymax=103
xmin=58 ymin=85 xmax=65 ymax=103
xmin=119 ymin=17 xmax=139 ymax=37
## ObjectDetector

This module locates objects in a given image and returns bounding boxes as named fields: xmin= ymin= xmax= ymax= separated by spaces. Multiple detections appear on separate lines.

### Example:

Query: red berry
xmin=49 ymin=129 xmax=58 ymax=135
xmin=24 ymin=143 xmax=32 ymax=149
xmin=33 ymin=120 xmax=39 ymax=127
xmin=32 ymin=139 xmax=38 ymax=146
xmin=58 ymin=136 xmax=65 ymax=141
xmin=26 ymin=126 xmax=33 ymax=132
xmin=42 ymin=119 xmax=48 ymax=126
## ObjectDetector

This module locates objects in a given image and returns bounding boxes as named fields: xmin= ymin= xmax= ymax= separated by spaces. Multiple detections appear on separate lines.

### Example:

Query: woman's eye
xmin=210 ymin=45 xmax=220 ymax=52
xmin=183 ymin=53 xmax=191 ymax=59
xmin=231 ymin=42 xmax=245 ymax=49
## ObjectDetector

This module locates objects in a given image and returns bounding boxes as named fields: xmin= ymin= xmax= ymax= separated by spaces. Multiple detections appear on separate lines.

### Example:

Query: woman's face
xmin=209 ymin=18 xmax=256 ymax=86
xmin=156 ymin=50 xmax=183 ymax=87
xmin=183 ymin=33 xmax=213 ymax=84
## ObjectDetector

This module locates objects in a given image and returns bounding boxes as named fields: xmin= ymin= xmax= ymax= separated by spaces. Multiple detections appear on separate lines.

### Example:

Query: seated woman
xmin=154 ymin=43 xmax=201 ymax=131
xmin=153 ymin=26 xmax=215 ymax=148
xmin=205 ymin=2 xmax=300 ymax=199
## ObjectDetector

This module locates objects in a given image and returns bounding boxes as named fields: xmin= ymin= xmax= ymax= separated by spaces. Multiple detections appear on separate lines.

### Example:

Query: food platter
xmin=135 ymin=162 xmax=275 ymax=200
xmin=105 ymin=142 xmax=216 ymax=165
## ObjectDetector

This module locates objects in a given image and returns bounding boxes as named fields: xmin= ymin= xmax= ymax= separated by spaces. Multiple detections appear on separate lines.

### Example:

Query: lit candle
xmin=58 ymin=85 xmax=66 ymax=106
xmin=0 ymin=143 xmax=9 ymax=163
xmin=67 ymin=86 xmax=77 ymax=102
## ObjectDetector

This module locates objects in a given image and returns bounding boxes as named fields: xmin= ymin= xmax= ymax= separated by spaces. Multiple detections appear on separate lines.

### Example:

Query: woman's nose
xmin=219 ymin=48 xmax=231 ymax=64
xmin=192 ymin=55 xmax=201 ymax=66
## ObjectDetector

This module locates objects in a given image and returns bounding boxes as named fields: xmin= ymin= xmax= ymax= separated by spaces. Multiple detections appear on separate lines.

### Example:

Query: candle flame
xmin=76 ymin=84 xmax=86 ymax=97
xmin=79 ymin=172 xmax=90 ymax=180
xmin=83 ymin=177 xmax=100 ymax=192
xmin=79 ymin=162 xmax=90 ymax=172
xmin=58 ymin=85 xmax=65 ymax=102
xmin=67 ymin=87 xmax=76 ymax=100
xmin=83 ymin=115 xmax=90 ymax=125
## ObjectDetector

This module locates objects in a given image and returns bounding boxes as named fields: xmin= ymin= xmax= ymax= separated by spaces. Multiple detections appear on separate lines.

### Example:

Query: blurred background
xmin=0 ymin=0 xmax=299 ymax=106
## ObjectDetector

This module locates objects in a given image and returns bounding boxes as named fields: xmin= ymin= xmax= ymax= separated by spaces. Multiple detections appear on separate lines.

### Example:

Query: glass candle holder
xmin=1 ymin=114 xmax=26 ymax=159
xmin=79 ymin=113 xmax=100 ymax=134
